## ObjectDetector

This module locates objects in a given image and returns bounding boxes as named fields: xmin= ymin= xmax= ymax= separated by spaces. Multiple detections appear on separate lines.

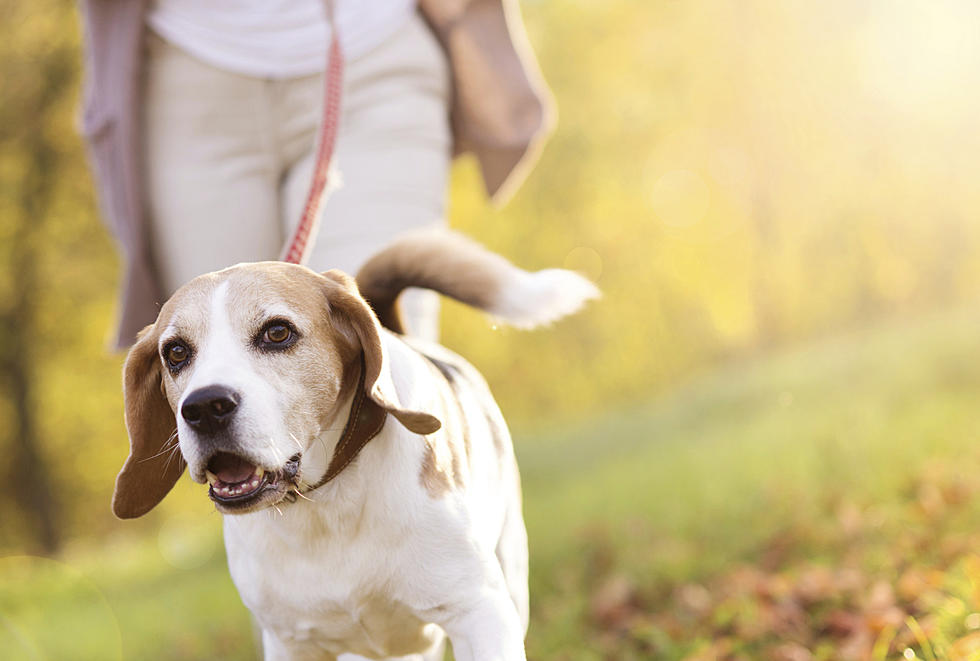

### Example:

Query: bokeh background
xmin=5 ymin=0 xmax=980 ymax=659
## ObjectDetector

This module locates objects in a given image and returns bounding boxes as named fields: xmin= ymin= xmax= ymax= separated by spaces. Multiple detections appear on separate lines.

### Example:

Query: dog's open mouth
xmin=206 ymin=452 xmax=269 ymax=500
xmin=204 ymin=452 xmax=299 ymax=512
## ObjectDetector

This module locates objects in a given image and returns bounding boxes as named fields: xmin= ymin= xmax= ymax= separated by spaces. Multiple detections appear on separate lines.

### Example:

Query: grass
xmin=519 ymin=308 xmax=980 ymax=659
xmin=5 ymin=308 xmax=980 ymax=660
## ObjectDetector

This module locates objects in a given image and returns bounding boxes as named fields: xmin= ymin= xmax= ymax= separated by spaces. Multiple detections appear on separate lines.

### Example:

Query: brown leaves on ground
xmin=583 ymin=463 xmax=980 ymax=660
xmin=590 ymin=564 xmax=924 ymax=659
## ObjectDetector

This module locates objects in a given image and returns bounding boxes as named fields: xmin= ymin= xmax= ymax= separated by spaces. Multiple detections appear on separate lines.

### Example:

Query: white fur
xmin=488 ymin=268 xmax=600 ymax=330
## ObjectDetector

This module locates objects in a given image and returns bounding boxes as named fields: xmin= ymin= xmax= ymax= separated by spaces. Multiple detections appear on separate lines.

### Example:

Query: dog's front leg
xmin=437 ymin=590 xmax=527 ymax=661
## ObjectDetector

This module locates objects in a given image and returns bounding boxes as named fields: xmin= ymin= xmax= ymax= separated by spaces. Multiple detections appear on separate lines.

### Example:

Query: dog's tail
xmin=356 ymin=229 xmax=599 ymax=333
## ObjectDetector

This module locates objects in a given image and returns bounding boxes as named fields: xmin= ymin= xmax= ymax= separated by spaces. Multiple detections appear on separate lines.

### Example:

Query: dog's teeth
xmin=209 ymin=468 xmax=266 ymax=500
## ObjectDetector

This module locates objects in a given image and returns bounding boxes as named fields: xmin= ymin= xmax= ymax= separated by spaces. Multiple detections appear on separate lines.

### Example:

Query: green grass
xmin=518 ymin=308 xmax=980 ymax=659
xmin=6 ymin=309 xmax=980 ymax=660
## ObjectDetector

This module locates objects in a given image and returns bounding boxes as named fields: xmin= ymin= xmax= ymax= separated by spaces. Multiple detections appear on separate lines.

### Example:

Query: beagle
xmin=112 ymin=230 xmax=598 ymax=660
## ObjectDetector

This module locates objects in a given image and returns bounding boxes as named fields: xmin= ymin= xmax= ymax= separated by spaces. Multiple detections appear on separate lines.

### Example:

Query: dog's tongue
xmin=208 ymin=452 xmax=256 ymax=484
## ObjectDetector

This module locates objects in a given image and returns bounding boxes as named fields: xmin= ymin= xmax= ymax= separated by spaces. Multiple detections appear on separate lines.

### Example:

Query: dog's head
xmin=112 ymin=262 xmax=440 ymax=519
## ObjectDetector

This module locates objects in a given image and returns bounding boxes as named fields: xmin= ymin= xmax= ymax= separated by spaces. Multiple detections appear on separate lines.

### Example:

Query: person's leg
xmin=278 ymin=12 xmax=452 ymax=340
xmin=143 ymin=32 xmax=283 ymax=296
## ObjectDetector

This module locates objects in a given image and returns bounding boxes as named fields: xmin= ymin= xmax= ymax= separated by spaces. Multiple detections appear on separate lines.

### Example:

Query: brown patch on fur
xmin=417 ymin=358 xmax=470 ymax=497
xmin=419 ymin=425 xmax=466 ymax=498
xmin=419 ymin=438 xmax=455 ymax=496
xmin=356 ymin=230 xmax=510 ymax=332
xmin=224 ymin=263 xmax=353 ymax=434
xmin=484 ymin=409 xmax=509 ymax=457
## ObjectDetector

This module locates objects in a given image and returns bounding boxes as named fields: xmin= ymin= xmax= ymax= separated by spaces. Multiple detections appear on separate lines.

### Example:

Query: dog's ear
xmin=112 ymin=324 xmax=186 ymax=519
xmin=322 ymin=270 xmax=441 ymax=435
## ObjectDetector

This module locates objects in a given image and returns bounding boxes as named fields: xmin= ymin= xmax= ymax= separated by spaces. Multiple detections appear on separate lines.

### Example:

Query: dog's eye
xmin=164 ymin=342 xmax=191 ymax=370
xmin=264 ymin=324 xmax=291 ymax=344
xmin=255 ymin=321 xmax=298 ymax=351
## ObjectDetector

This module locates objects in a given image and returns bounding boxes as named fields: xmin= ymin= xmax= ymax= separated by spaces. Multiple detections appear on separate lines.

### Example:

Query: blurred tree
xmin=0 ymin=0 xmax=80 ymax=552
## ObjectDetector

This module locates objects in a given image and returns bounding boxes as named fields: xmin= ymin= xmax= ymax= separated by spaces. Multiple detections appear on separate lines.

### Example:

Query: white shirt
xmin=147 ymin=0 xmax=417 ymax=78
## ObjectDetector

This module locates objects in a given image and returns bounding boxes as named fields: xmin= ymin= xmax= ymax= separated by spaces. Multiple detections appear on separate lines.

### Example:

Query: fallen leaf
xmin=591 ymin=574 xmax=639 ymax=629
xmin=950 ymin=631 xmax=980 ymax=661
xmin=766 ymin=642 xmax=814 ymax=661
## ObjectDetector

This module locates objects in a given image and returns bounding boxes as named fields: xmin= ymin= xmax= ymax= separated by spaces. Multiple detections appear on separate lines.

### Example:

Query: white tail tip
xmin=488 ymin=268 xmax=600 ymax=329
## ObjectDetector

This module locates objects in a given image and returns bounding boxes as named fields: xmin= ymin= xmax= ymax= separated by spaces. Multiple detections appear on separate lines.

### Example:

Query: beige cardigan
xmin=78 ymin=0 xmax=554 ymax=348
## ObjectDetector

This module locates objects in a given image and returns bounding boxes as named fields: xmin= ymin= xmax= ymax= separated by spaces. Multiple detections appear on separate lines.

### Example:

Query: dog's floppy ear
xmin=112 ymin=325 xmax=185 ymax=519
xmin=322 ymin=270 xmax=441 ymax=435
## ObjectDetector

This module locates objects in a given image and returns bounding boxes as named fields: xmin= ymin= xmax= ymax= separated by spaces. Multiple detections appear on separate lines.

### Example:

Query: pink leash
xmin=281 ymin=4 xmax=344 ymax=265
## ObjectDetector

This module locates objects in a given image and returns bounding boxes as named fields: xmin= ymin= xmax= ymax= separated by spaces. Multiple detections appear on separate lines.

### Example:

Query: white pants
xmin=142 ymin=12 xmax=450 ymax=338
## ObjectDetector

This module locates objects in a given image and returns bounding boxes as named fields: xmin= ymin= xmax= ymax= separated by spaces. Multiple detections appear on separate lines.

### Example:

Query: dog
xmin=112 ymin=230 xmax=598 ymax=660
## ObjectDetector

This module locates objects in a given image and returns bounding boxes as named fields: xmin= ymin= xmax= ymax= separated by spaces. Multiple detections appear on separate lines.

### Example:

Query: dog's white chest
xmin=223 ymin=509 xmax=437 ymax=658
xmin=256 ymin=592 xmax=434 ymax=658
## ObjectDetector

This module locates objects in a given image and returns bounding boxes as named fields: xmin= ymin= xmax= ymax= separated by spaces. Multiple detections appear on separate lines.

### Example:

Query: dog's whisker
xmin=292 ymin=487 xmax=315 ymax=503
xmin=139 ymin=430 xmax=180 ymax=463
xmin=161 ymin=445 xmax=182 ymax=475
xmin=138 ymin=443 xmax=175 ymax=463
xmin=265 ymin=438 xmax=285 ymax=465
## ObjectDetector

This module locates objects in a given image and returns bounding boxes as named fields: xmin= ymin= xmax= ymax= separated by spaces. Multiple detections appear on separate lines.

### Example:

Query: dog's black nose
xmin=181 ymin=385 xmax=240 ymax=434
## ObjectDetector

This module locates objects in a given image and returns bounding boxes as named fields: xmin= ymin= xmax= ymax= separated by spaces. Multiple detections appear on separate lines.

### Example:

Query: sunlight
xmin=650 ymin=169 xmax=711 ymax=229
xmin=859 ymin=0 xmax=980 ymax=119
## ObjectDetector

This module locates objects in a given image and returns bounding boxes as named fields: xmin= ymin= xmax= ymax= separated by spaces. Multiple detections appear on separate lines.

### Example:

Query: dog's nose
xmin=181 ymin=385 xmax=240 ymax=434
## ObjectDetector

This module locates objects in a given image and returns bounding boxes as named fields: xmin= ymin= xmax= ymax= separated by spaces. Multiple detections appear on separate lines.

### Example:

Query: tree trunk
xmin=0 ymin=22 xmax=75 ymax=553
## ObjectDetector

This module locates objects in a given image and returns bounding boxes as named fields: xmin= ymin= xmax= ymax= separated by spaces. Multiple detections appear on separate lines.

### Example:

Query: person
xmin=78 ymin=0 xmax=553 ymax=348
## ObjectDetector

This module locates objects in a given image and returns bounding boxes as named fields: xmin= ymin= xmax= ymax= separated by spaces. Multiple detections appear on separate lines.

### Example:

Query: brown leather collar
xmin=302 ymin=356 xmax=388 ymax=494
